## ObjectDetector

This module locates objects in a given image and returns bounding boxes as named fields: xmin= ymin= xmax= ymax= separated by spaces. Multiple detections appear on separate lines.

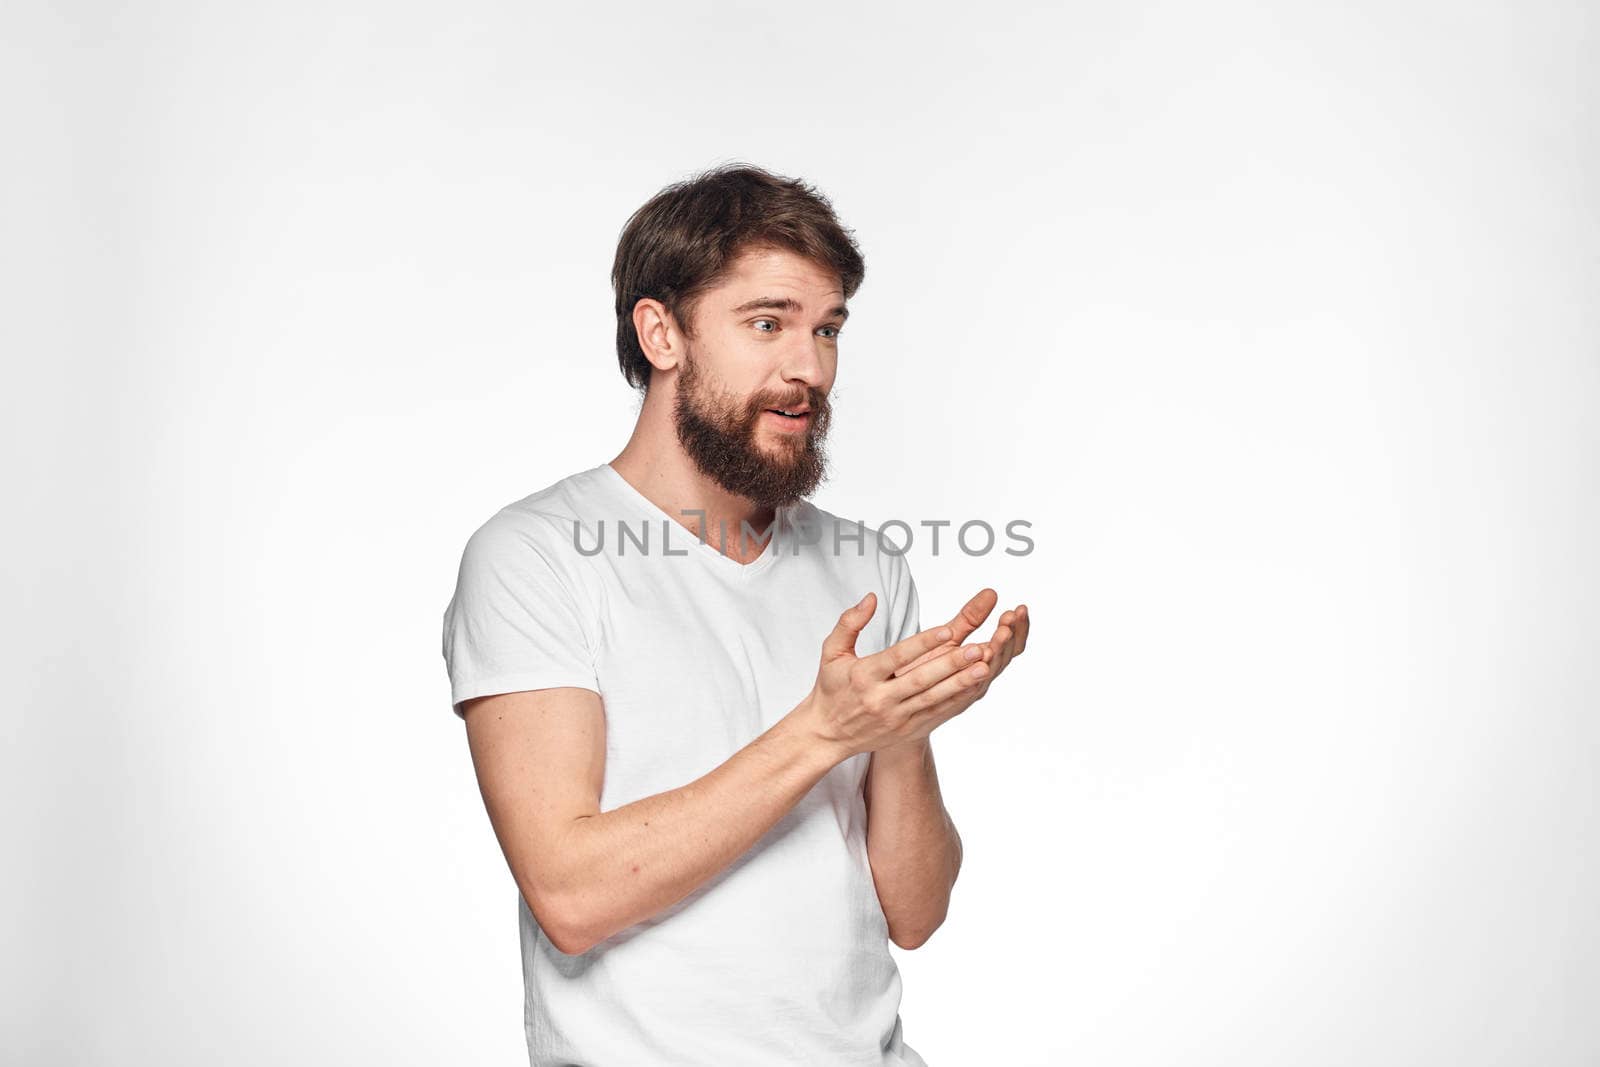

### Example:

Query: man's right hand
xmin=793 ymin=591 xmax=992 ymax=760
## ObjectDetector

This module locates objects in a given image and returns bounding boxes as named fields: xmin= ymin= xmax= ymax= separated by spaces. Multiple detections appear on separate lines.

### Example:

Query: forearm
xmin=864 ymin=737 xmax=962 ymax=948
xmin=543 ymin=712 xmax=844 ymax=954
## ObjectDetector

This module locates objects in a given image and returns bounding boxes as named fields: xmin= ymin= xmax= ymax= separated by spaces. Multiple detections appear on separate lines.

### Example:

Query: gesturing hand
xmin=891 ymin=588 xmax=1030 ymax=712
xmin=796 ymin=591 xmax=996 ymax=759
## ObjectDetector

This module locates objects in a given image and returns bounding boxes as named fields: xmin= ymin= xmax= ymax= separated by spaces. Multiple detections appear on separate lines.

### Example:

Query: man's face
xmin=670 ymin=244 xmax=843 ymax=510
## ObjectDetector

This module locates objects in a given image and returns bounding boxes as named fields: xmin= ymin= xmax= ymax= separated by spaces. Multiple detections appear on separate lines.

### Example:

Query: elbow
xmin=888 ymin=909 xmax=948 ymax=951
xmin=549 ymin=931 xmax=597 ymax=957
xmin=519 ymin=881 xmax=602 ymax=957
xmin=890 ymin=929 xmax=927 ymax=951
xmin=887 ymin=881 xmax=957 ymax=950
xmin=544 ymin=913 xmax=597 ymax=957
xmin=890 ymin=922 xmax=937 ymax=951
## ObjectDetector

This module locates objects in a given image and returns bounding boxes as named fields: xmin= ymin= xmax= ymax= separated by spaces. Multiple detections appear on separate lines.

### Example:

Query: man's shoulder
xmin=461 ymin=466 xmax=608 ymax=562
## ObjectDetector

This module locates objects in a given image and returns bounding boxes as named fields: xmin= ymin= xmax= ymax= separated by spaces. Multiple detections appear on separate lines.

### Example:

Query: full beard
xmin=671 ymin=351 xmax=832 ymax=511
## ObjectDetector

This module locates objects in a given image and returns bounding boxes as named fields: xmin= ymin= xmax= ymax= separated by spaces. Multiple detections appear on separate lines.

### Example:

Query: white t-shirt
xmin=441 ymin=461 xmax=931 ymax=1067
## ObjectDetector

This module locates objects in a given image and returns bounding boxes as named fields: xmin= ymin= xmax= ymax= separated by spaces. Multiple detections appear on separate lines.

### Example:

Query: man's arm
xmin=461 ymin=615 xmax=968 ymax=957
xmin=863 ymin=737 xmax=962 ymax=950
xmin=463 ymin=685 xmax=840 ymax=956
xmin=864 ymin=595 xmax=1031 ymax=949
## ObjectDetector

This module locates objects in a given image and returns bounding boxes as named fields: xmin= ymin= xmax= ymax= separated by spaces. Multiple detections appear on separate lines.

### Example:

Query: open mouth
xmin=762 ymin=407 xmax=813 ymax=434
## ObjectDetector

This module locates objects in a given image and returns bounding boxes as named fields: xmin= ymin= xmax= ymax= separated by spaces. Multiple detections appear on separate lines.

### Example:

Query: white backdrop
xmin=4 ymin=1 xmax=1596 ymax=1064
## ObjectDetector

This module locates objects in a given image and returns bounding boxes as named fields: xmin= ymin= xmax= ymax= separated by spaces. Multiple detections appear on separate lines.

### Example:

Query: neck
xmin=609 ymin=392 xmax=778 ymax=563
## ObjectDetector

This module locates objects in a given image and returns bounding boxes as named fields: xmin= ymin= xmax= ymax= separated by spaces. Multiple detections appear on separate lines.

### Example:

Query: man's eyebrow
xmin=729 ymin=296 xmax=849 ymax=322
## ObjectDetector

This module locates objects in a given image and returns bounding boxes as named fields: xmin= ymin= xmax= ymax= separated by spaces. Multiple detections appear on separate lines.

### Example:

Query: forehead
xmin=713 ymin=244 xmax=844 ymax=302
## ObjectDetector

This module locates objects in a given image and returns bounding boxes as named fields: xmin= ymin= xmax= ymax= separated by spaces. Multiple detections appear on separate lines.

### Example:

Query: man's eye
xmin=818 ymin=325 xmax=841 ymax=339
xmin=753 ymin=319 xmax=777 ymax=333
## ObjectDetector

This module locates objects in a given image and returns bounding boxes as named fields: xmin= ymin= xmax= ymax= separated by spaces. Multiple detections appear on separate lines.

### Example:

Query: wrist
xmin=781 ymin=695 xmax=854 ymax=770
xmin=872 ymin=735 xmax=932 ymax=766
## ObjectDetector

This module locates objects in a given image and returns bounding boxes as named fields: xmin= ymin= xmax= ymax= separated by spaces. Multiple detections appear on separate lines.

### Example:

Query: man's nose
xmin=779 ymin=336 xmax=828 ymax=387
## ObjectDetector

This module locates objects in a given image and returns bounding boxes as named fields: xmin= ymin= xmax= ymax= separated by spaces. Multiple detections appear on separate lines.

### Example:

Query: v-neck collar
xmin=594 ymin=462 xmax=788 ymax=578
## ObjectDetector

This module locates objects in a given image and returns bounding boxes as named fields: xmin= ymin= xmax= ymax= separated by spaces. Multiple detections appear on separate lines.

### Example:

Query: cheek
xmin=704 ymin=337 xmax=767 ymax=386
xmin=693 ymin=350 xmax=762 ymax=403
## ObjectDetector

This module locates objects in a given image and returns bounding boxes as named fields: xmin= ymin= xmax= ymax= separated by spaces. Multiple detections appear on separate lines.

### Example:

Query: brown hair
xmin=610 ymin=162 xmax=867 ymax=392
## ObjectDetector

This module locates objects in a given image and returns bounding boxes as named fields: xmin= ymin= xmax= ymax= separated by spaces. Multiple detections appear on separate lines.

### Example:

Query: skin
xmin=610 ymin=242 xmax=843 ymax=557
xmin=462 ymin=243 xmax=1031 ymax=955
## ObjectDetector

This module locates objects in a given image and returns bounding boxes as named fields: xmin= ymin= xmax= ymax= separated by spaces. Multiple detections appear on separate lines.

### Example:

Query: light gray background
xmin=4 ymin=1 xmax=1595 ymax=1064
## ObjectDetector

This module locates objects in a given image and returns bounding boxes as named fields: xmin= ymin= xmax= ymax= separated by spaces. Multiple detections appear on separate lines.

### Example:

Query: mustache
xmin=749 ymin=389 xmax=829 ymax=415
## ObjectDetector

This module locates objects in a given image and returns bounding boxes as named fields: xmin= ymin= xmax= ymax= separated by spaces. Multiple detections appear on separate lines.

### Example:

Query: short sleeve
xmin=441 ymin=511 xmax=599 ymax=719
xmin=876 ymin=526 xmax=922 ymax=648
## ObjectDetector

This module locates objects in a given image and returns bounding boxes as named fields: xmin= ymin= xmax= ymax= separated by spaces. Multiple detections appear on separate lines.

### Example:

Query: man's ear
xmin=632 ymin=297 xmax=684 ymax=376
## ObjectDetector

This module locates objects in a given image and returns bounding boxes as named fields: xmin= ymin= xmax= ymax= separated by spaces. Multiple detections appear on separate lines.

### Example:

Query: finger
xmin=891 ymin=588 xmax=999 ymax=678
xmin=943 ymin=588 xmax=999 ymax=645
xmin=894 ymin=653 xmax=990 ymax=719
xmin=886 ymin=589 xmax=1003 ymax=679
xmin=1014 ymin=604 xmax=1029 ymax=654
xmin=883 ymin=641 xmax=989 ymax=703
xmin=982 ymin=623 xmax=1015 ymax=678
xmin=993 ymin=612 xmax=1016 ymax=652
xmin=985 ymin=627 xmax=1011 ymax=675
xmin=987 ymin=614 xmax=1023 ymax=667
xmin=864 ymin=621 xmax=957 ymax=679
xmin=996 ymin=617 xmax=1018 ymax=657
xmin=891 ymin=641 xmax=955 ymax=679
xmin=957 ymin=631 xmax=1010 ymax=699
xmin=914 ymin=683 xmax=987 ymax=727
xmin=820 ymin=592 xmax=879 ymax=661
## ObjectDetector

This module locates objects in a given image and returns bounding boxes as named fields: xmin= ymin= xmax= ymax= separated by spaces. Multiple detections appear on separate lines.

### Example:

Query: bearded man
xmin=441 ymin=162 xmax=1029 ymax=1066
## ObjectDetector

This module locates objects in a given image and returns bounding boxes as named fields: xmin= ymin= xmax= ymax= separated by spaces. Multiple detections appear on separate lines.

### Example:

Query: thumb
xmin=820 ymin=592 xmax=876 ymax=660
